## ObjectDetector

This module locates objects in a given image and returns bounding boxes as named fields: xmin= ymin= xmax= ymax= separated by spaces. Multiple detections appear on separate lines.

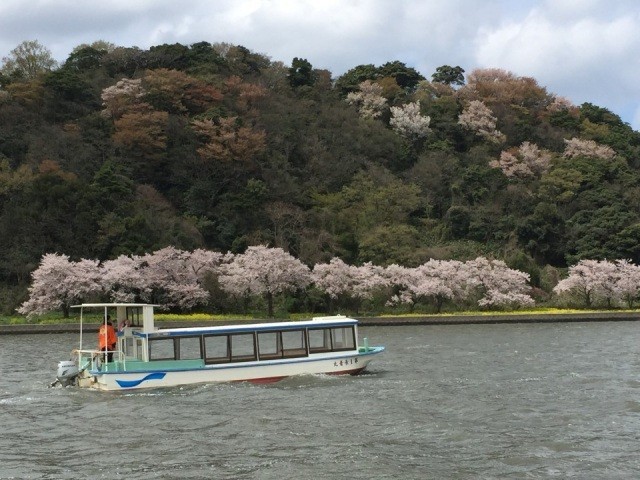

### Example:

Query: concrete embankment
xmin=1 ymin=311 xmax=639 ymax=335
xmin=358 ymin=311 xmax=640 ymax=326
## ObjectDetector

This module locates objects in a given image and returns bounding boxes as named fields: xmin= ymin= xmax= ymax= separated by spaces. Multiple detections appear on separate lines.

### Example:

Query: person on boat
xmin=98 ymin=316 xmax=117 ymax=363
xmin=117 ymin=317 xmax=130 ymax=331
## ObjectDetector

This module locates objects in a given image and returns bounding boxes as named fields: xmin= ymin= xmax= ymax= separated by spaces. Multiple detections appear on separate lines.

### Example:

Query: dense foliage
xmin=2 ymin=40 xmax=640 ymax=314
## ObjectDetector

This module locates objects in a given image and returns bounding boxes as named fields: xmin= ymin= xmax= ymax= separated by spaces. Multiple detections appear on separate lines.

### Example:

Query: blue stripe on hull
xmin=116 ymin=372 xmax=166 ymax=388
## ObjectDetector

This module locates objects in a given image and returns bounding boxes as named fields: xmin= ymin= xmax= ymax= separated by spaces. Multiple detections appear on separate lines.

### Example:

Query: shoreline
xmin=1 ymin=311 xmax=639 ymax=334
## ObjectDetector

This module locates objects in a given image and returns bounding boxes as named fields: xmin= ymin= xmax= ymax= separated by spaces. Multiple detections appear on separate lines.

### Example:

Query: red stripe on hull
xmin=327 ymin=366 xmax=366 ymax=376
xmin=247 ymin=376 xmax=287 ymax=384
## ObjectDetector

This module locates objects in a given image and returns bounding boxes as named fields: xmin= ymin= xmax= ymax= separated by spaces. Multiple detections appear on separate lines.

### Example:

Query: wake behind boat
xmin=55 ymin=303 xmax=385 ymax=391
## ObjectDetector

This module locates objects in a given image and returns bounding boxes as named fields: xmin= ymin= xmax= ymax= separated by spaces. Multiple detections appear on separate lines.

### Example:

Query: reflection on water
xmin=1 ymin=322 xmax=640 ymax=479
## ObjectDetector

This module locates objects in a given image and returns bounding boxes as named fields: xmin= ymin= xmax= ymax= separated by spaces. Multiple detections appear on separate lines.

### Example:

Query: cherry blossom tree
xmin=384 ymin=259 xmax=528 ymax=312
xmin=389 ymin=101 xmax=431 ymax=140
xmin=589 ymin=259 xmax=620 ymax=308
xmin=18 ymin=253 xmax=102 ymax=317
xmin=490 ymin=142 xmax=553 ymax=179
xmin=419 ymin=259 xmax=474 ymax=311
xmin=614 ymin=259 xmax=640 ymax=308
xmin=103 ymin=247 xmax=224 ymax=310
xmin=219 ymin=246 xmax=311 ymax=317
xmin=458 ymin=100 xmax=505 ymax=144
xmin=100 ymin=254 xmax=145 ymax=303
xmin=101 ymin=247 xmax=226 ymax=310
xmin=346 ymin=80 xmax=387 ymax=120
xmin=554 ymin=259 xmax=640 ymax=308
xmin=312 ymin=257 xmax=386 ymax=313
xmin=311 ymin=257 xmax=357 ymax=302
xmin=137 ymin=247 xmax=212 ymax=309
xmin=553 ymin=259 xmax=607 ymax=307
xmin=465 ymin=257 xmax=534 ymax=308
xmin=350 ymin=262 xmax=387 ymax=306
xmin=100 ymin=78 xmax=146 ymax=119
xmin=384 ymin=260 xmax=466 ymax=312
xmin=563 ymin=137 xmax=616 ymax=160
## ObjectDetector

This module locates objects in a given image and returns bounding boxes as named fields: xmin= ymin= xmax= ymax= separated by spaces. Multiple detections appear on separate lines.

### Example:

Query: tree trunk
xmin=266 ymin=291 xmax=274 ymax=318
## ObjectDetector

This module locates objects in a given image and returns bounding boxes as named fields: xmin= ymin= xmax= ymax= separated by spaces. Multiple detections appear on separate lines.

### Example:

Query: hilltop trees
xmin=1 ymin=40 xmax=57 ymax=80
xmin=431 ymin=65 xmax=465 ymax=86
xmin=335 ymin=60 xmax=424 ymax=95
xmin=2 ymin=38 xmax=640 ymax=314
xmin=288 ymin=57 xmax=315 ymax=88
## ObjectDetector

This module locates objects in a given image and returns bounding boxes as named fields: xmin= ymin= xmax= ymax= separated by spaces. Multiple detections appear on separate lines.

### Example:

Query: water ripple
xmin=2 ymin=323 xmax=640 ymax=478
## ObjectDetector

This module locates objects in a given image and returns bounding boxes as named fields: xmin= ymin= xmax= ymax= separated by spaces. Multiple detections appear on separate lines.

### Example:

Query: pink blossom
xmin=219 ymin=245 xmax=311 ymax=317
xmin=18 ymin=253 xmax=102 ymax=317
xmin=458 ymin=100 xmax=506 ymax=144
xmin=563 ymin=137 xmax=616 ymax=160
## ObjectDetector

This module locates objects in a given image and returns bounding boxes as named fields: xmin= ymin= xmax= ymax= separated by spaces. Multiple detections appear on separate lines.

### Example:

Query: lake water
xmin=1 ymin=322 xmax=639 ymax=479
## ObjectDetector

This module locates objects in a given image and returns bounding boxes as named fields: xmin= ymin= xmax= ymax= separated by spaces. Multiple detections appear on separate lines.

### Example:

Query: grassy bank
xmin=0 ymin=312 xmax=258 ymax=325
xmin=2 ymin=307 xmax=639 ymax=326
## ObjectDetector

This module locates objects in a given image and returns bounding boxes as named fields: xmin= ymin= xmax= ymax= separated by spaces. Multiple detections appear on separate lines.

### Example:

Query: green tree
xmin=63 ymin=46 xmax=107 ymax=72
xmin=565 ymin=205 xmax=637 ymax=264
xmin=287 ymin=57 xmax=316 ymax=88
xmin=1 ymin=40 xmax=57 ymax=80
xmin=517 ymin=202 xmax=566 ymax=265
xmin=312 ymin=170 xmax=425 ymax=261
xmin=431 ymin=65 xmax=465 ymax=86
xmin=377 ymin=60 xmax=425 ymax=89
xmin=334 ymin=64 xmax=378 ymax=95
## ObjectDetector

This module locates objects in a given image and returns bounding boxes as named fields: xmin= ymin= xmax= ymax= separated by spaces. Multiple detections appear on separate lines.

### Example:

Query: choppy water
xmin=1 ymin=322 xmax=640 ymax=479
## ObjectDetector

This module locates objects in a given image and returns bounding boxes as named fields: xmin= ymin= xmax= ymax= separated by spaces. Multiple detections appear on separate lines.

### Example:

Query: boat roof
xmin=142 ymin=316 xmax=358 ymax=337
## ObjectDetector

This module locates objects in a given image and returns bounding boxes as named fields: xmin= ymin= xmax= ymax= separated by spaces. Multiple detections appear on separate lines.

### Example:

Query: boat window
xmin=122 ymin=336 xmax=136 ymax=357
xmin=257 ymin=331 xmax=281 ymax=359
xmin=204 ymin=335 xmax=230 ymax=364
xmin=230 ymin=333 xmax=256 ymax=362
xmin=149 ymin=338 xmax=176 ymax=361
xmin=178 ymin=336 xmax=202 ymax=360
xmin=331 ymin=327 xmax=355 ymax=351
xmin=308 ymin=328 xmax=332 ymax=353
xmin=281 ymin=330 xmax=307 ymax=358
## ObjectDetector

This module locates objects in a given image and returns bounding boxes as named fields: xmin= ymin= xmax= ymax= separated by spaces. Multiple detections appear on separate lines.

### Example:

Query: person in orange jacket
xmin=98 ymin=316 xmax=117 ymax=363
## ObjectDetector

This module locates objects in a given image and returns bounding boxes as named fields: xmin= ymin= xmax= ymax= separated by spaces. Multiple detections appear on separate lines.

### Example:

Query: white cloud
xmin=474 ymin=4 xmax=640 ymax=126
xmin=0 ymin=0 xmax=637 ymax=130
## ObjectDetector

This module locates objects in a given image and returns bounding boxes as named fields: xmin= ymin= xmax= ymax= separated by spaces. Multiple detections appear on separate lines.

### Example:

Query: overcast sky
xmin=1 ymin=0 xmax=638 ymax=130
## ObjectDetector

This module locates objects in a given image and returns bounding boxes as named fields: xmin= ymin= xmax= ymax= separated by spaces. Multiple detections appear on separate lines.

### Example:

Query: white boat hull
xmin=77 ymin=348 xmax=384 ymax=391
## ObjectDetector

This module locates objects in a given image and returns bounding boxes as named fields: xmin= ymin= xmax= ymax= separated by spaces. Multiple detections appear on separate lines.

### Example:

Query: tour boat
xmin=55 ymin=303 xmax=385 ymax=391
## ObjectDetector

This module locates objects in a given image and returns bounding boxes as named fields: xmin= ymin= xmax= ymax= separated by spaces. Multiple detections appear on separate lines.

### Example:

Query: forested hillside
xmin=1 ymin=40 xmax=639 ymax=314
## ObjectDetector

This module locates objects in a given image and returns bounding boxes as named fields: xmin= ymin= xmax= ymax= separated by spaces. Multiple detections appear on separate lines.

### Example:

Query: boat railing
xmin=72 ymin=348 xmax=126 ymax=372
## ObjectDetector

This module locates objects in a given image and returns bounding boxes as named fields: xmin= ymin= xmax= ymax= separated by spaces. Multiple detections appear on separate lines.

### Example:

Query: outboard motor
xmin=55 ymin=360 xmax=80 ymax=387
